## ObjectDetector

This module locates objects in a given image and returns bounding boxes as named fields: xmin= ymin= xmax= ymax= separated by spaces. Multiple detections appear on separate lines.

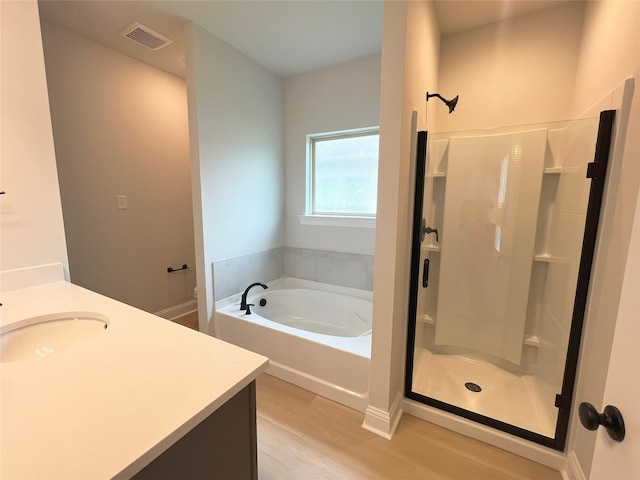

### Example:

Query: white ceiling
xmin=37 ymin=0 xmax=567 ymax=79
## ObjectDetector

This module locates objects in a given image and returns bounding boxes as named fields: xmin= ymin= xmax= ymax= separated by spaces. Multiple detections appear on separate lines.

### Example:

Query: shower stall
xmin=405 ymin=111 xmax=615 ymax=450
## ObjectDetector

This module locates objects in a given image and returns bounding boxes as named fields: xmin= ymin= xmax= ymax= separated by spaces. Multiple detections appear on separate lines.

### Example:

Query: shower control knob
xmin=421 ymin=219 xmax=439 ymax=243
xmin=578 ymin=402 xmax=625 ymax=442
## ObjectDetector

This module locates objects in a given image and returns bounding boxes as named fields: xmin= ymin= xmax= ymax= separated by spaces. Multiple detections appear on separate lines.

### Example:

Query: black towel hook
xmin=167 ymin=264 xmax=188 ymax=273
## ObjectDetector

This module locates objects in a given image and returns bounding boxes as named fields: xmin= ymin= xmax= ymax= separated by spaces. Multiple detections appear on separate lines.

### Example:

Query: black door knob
xmin=578 ymin=402 xmax=625 ymax=442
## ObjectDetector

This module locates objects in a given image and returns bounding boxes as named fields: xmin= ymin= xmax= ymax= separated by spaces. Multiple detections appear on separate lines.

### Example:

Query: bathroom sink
xmin=0 ymin=312 xmax=109 ymax=363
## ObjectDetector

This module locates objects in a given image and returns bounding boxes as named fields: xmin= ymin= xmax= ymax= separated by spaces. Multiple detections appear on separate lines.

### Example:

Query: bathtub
xmin=215 ymin=277 xmax=371 ymax=411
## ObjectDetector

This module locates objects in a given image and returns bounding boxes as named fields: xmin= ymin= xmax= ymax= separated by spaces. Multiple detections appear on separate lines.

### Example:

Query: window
xmin=301 ymin=128 xmax=379 ymax=227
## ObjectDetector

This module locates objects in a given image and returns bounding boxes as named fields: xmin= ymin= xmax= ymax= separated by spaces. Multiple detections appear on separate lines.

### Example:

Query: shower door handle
xmin=422 ymin=259 xmax=430 ymax=288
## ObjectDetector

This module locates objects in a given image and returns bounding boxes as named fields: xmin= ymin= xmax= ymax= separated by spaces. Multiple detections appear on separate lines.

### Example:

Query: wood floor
xmin=255 ymin=374 xmax=562 ymax=480
xmin=173 ymin=311 xmax=199 ymax=330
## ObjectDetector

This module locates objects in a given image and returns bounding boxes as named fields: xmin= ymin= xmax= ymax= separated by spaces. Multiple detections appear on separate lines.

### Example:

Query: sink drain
xmin=465 ymin=382 xmax=482 ymax=393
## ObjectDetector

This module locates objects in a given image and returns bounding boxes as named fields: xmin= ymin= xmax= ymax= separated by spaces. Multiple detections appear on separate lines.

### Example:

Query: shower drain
xmin=465 ymin=382 xmax=482 ymax=393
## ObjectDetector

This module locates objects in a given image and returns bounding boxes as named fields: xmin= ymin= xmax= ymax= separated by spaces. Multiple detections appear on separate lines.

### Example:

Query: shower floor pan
xmin=412 ymin=348 xmax=556 ymax=437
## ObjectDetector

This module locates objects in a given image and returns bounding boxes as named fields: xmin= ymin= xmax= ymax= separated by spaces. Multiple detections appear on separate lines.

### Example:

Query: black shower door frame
xmin=404 ymin=110 xmax=616 ymax=451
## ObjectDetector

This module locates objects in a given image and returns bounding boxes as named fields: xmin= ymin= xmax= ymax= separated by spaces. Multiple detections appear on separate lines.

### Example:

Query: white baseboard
xmin=562 ymin=451 xmax=587 ymax=480
xmin=154 ymin=299 xmax=198 ymax=321
xmin=362 ymin=390 xmax=404 ymax=439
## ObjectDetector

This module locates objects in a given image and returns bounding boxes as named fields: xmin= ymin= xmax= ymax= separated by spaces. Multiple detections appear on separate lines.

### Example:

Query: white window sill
xmin=297 ymin=215 xmax=376 ymax=229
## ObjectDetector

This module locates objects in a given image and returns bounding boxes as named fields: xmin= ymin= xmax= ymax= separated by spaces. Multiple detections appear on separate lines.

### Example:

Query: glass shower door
xmin=405 ymin=111 xmax=615 ymax=450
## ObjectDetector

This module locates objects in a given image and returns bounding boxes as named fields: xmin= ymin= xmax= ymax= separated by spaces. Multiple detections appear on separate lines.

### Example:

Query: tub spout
xmin=240 ymin=282 xmax=268 ymax=310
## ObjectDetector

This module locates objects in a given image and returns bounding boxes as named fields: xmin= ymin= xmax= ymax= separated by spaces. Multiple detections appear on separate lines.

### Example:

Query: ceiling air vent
xmin=120 ymin=22 xmax=173 ymax=51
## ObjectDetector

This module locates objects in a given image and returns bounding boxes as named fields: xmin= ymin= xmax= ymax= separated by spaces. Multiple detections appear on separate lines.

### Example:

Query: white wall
xmin=40 ymin=22 xmax=195 ymax=314
xmin=364 ymin=0 xmax=440 ymax=438
xmin=437 ymin=2 xmax=585 ymax=133
xmin=0 ymin=0 xmax=68 ymax=279
xmin=571 ymin=1 xmax=640 ymax=118
xmin=284 ymin=54 xmax=381 ymax=255
xmin=589 ymin=76 xmax=639 ymax=480
xmin=185 ymin=23 xmax=284 ymax=333
xmin=567 ymin=1 xmax=640 ymax=477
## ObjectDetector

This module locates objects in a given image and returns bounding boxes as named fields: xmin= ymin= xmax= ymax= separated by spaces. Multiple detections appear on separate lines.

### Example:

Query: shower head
xmin=426 ymin=92 xmax=459 ymax=113
xmin=445 ymin=95 xmax=459 ymax=113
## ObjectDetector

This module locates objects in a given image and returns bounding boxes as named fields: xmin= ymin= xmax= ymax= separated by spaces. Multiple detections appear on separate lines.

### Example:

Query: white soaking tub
xmin=215 ymin=277 xmax=371 ymax=411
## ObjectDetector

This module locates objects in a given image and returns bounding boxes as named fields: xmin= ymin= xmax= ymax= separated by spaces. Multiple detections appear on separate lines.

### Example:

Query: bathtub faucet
xmin=240 ymin=282 xmax=268 ymax=310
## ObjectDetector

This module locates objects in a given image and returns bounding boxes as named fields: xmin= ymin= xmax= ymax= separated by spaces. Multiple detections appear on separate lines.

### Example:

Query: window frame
xmin=301 ymin=127 xmax=379 ymax=228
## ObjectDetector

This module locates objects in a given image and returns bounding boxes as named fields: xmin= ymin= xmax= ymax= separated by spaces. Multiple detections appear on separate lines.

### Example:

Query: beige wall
xmin=437 ymin=2 xmax=585 ymax=133
xmin=365 ymin=0 xmax=440 ymax=436
xmin=589 ymin=89 xmax=640 ymax=478
xmin=41 ymin=22 xmax=195 ymax=314
xmin=567 ymin=1 xmax=640 ymax=477
xmin=284 ymin=54 xmax=381 ymax=255
xmin=0 ymin=1 xmax=68 ymax=277
xmin=571 ymin=1 xmax=640 ymax=116
xmin=185 ymin=23 xmax=284 ymax=333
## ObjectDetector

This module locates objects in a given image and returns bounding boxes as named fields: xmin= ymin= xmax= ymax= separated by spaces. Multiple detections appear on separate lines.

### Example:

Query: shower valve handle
xmin=421 ymin=219 xmax=439 ymax=243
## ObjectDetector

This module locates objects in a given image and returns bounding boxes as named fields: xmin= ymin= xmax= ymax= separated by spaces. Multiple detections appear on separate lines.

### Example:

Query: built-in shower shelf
xmin=418 ymin=314 xmax=436 ymax=325
xmin=427 ymin=166 xmax=567 ymax=177
xmin=524 ymin=335 xmax=541 ymax=347
xmin=418 ymin=320 xmax=542 ymax=349
xmin=533 ymin=253 xmax=552 ymax=263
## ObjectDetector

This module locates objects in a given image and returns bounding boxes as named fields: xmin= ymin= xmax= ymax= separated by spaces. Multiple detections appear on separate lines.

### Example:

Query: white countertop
xmin=0 ymin=281 xmax=268 ymax=479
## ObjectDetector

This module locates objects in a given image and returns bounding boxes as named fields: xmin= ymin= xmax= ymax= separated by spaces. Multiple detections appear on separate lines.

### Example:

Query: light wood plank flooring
xmin=256 ymin=374 xmax=562 ymax=480
xmin=173 ymin=311 xmax=199 ymax=330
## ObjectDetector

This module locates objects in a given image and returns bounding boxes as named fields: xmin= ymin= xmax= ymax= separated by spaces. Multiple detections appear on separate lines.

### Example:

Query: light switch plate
xmin=117 ymin=195 xmax=128 ymax=210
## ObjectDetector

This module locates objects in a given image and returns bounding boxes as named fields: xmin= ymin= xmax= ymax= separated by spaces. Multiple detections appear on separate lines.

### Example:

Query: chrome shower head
xmin=426 ymin=92 xmax=459 ymax=113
